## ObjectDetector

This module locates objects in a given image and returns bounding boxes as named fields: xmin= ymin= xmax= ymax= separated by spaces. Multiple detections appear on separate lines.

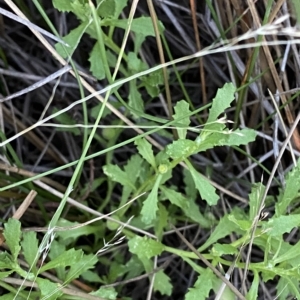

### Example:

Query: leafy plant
xmin=1 ymin=0 xmax=300 ymax=299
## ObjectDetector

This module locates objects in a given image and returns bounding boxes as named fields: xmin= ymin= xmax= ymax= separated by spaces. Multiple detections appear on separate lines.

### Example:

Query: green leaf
xmin=185 ymin=269 xmax=214 ymax=300
xmin=3 ymin=218 xmax=21 ymax=262
xmin=184 ymin=168 xmax=197 ymax=200
xmin=198 ymin=214 xmax=239 ymax=252
xmin=262 ymin=214 xmax=300 ymax=237
xmin=55 ymin=21 xmax=89 ymax=58
xmin=154 ymin=204 xmax=168 ymax=240
xmin=36 ymin=278 xmax=63 ymax=300
xmin=103 ymin=16 xmax=164 ymax=36
xmin=274 ymin=240 xmax=300 ymax=264
xmin=0 ymin=252 xmax=13 ymax=268
xmin=173 ymin=100 xmax=191 ymax=139
xmin=112 ymin=0 xmax=128 ymax=18
xmin=211 ymin=243 xmax=238 ymax=256
xmin=48 ymin=240 xmax=66 ymax=281
xmin=128 ymin=236 xmax=164 ymax=259
xmin=276 ymin=158 xmax=300 ymax=215
xmin=103 ymin=164 xmax=136 ymax=190
xmin=21 ymin=231 xmax=39 ymax=272
xmin=124 ymin=154 xmax=143 ymax=185
xmin=0 ymin=271 xmax=13 ymax=279
xmin=226 ymin=128 xmax=256 ymax=146
xmin=95 ymin=0 xmax=128 ymax=19
xmin=39 ymin=248 xmax=83 ymax=273
xmin=154 ymin=270 xmax=172 ymax=296
xmin=135 ymin=138 xmax=156 ymax=170
xmin=166 ymin=139 xmax=197 ymax=160
xmin=228 ymin=214 xmax=252 ymax=231
xmin=89 ymin=41 xmax=105 ymax=80
xmin=160 ymin=186 xmax=189 ymax=209
xmin=71 ymin=0 xmax=91 ymax=22
xmin=0 ymin=293 xmax=23 ymax=300
xmin=56 ymin=219 xmax=99 ymax=245
xmin=52 ymin=0 xmax=73 ymax=12
xmin=143 ymin=70 xmax=164 ymax=97
xmin=127 ymin=52 xmax=147 ymax=72
xmin=141 ymin=174 xmax=162 ymax=224
xmin=204 ymin=82 xmax=235 ymax=131
xmin=197 ymin=129 xmax=256 ymax=152
xmin=128 ymin=83 xmax=144 ymax=116
xmin=213 ymin=278 xmax=235 ymax=300
xmin=276 ymin=277 xmax=291 ymax=300
xmin=66 ymin=254 xmax=98 ymax=282
xmin=187 ymin=162 xmax=219 ymax=205
xmin=81 ymin=270 xmax=103 ymax=283
xmin=277 ymin=277 xmax=300 ymax=299
xmin=97 ymin=0 xmax=116 ymax=18
xmin=90 ymin=287 xmax=117 ymax=300
xmin=196 ymin=132 xmax=227 ymax=152
xmin=124 ymin=256 xmax=144 ymax=279
xmin=249 ymin=183 xmax=265 ymax=221
xmin=182 ymin=198 xmax=211 ymax=228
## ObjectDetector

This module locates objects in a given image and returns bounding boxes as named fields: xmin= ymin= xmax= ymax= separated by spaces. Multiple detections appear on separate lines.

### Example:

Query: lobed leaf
xmin=103 ymin=16 xmax=164 ymax=36
xmin=262 ymin=214 xmax=300 ymax=237
xmin=52 ymin=0 xmax=73 ymax=12
xmin=36 ymin=278 xmax=63 ymax=300
xmin=205 ymin=82 xmax=235 ymax=128
xmin=21 ymin=231 xmax=39 ymax=272
xmin=246 ymin=271 xmax=259 ymax=300
xmin=128 ymin=236 xmax=164 ymax=259
xmin=55 ymin=21 xmax=89 ymax=58
xmin=154 ymin=270 xmax=173 ymax=296
xmin=39 ymin=248 xmax=83 ymax=273
xmin=3 ymin=218 xmax=21 ymax=262
xmin=90 ymin=287 xmax=117 ymax=300
xmin=166 ymin=139 xmax=197 ymax=160
xmin=141 ymin=174 xmax=162 ymax=224
xmin=97 ymin=0 xmax=116 ymax=18
xmin=103 ymin=164 xmax=136 ymax=190
xmin=89 ymin=41 xmax=105 ymax=80
xmin=185 ymin=269 xmax=215 ymax=300
xmin=198 ymin=214 xmax=239 ymax=252
xmin=187 ymin=163 xmax=219 ymax=205
xmin=249 ymin=183 xmax=265 ymax=221
xmin=160 ymin=185 xmax=189 ymax=209
xmin=173 ymin=100 xmax=191 ymax=139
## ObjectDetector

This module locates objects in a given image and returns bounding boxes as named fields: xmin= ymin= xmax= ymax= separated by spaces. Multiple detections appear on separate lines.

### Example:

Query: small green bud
xmin=158 ymin=164 xmax=168 ymax=174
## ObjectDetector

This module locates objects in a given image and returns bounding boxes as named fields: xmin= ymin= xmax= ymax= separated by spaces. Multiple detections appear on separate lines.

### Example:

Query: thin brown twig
xmin=12 ymin=190 xmax=37 ymax=220
xmin=190 ymin=0 xmax=207 ymax=107
xmin=147 ymin=0 xmax=178 ymax=140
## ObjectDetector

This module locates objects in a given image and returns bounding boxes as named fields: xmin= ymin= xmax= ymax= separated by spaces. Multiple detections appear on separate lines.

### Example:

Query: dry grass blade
xmin=12 ymin=190 xmax=37 ymax=220
xmin=190 ymin=0 xmax=207 ymax=107
xmin=2 ymin=0 xmax=164 ymax=152
xmin=0 ymin=66 xmax=71 ymax=102
xmin=147 ymin=0 xmax=177 ymax=140
xmin=0 ymin=7 xmax=68 ymax=45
